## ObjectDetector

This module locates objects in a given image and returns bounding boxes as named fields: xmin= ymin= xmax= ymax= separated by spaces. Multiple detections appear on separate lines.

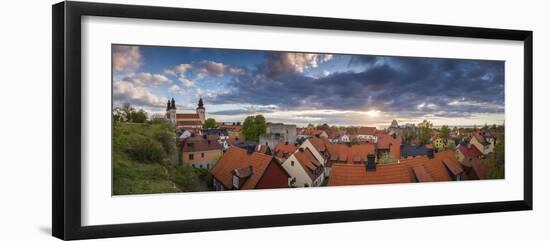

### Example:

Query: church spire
xmin=197 ymin=97 xmax=204 ymax=109
xmin=170 ymin=98 xmax=176 ymax=110
xmin=166 ymin=99 xmax=171 ymax=111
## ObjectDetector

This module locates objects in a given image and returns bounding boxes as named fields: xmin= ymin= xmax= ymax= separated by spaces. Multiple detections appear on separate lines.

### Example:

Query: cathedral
xmin=166 ymin=97 xmax=206 ymax=130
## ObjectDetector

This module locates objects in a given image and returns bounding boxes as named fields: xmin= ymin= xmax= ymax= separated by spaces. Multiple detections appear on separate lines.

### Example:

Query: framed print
xmin=52 ymin=1 xmax=533 ymax=240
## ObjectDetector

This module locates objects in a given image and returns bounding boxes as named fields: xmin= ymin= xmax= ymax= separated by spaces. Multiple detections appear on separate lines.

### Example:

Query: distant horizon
xmin=112 ymin=44 xmax=505 ymax=128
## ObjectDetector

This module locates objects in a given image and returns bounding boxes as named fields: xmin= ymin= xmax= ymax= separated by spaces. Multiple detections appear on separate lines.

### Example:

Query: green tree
xmin=202 ymin=118 xmax=217 ymax=129
xmin=112 ymin=103 xmax=147 ymax=123
xmin=316 ymin=123 xmax=330 ymax=130
xmin=112 ymin=119 xmax=208 ymax=195
xmin=489 ymin=133 xmax=505 ymax=179
xmin=418 ymin=120 xmax=432 ymax=145
xmin=242 ymin=115 xmax=267 ymax=141
xmin=307 ymin=123 xmax=315 ymax=128
xmin=378 ymin=152 xmax=398 ymax=164
xmin=440 ymin=125 xmax=451 ymax=140
xmin=350 ymin=138 xmax=361 ymax=145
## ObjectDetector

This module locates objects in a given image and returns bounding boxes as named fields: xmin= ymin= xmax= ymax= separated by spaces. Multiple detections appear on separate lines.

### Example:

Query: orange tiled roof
xmin=293 ymin=148 xmax=323 ymax=181
xmin=328 ymin=150 xmax=462 ymax=186
xmin=181 ymin=135 xmax=222 ymax=152
xmin=412 ymin=165 xmax=435 ymax=182
xmin=462 ymin=157 xmax=492 ymax=180
xmin=376 ymin=134 xmax=402 ymax=158
xmin=358 ymin=127 xmax=376 ymax=135
xmin=400 ymin=150 xmax=463 ymax=182
xmin=176 ymin=113 xmax=200 ymax=119
xmin=328 ymin=163 xmax=413 ymax=186
xmin=211 ymin=147 xmax=275 ymax=190
xmin=303 ymin=129 xmax=323 ymax=136
xmin=327 ymin=143 xmax=376 ymax=164
xmin=177 ymin=120 xmax=202 ymax=126
xmin=274 ymin=143 xmax=297 ymax=158
xmin=308 ymin=137 xmax=330 ymax=152
xmin=458 ymin=145 xmax=483 ymax=158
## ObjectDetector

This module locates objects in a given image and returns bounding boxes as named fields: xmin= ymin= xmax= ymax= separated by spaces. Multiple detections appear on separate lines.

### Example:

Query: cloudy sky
xmin=112 ymin=44 xmax=505 ymax=128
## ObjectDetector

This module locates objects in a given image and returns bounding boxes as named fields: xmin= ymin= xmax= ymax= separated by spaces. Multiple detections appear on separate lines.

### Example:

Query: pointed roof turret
xmin=197 ymin=97 xmax=204 ymax=109
xmin=166 ymin=99 xmax=171 ymax=111
xmin=170 ymin=98 xmax=176 ymax=110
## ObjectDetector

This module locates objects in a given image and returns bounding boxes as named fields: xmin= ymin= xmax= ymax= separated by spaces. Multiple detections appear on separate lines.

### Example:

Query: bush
xmin=125 ymin=133 xmax=167 ymax=164
xmin=168 ymin=165 xmax=208 ymax=192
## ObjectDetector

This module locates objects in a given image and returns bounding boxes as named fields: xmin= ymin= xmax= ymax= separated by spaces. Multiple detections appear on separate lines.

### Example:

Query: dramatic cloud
xmin=261 ymin=52 xmax=333 ymax=78
xmin=164 ymin=64 xmax=192 ymax=76
xmin=212 ymin=55 xmax=504 ymax=119
xmin=113 ymin=81 xmax=168 ymax=108
xmin=121 ymin=72 xmax=171 ymax=86
xmin=168 ymin=85 xmax=180 ymax=93
xmin=179 ymin=77 xmax=194 ymax=87
xmin=112 ymin=45 xmax=142 ymax=72
xmin=197 ymin=61 xmax=226 ymax=77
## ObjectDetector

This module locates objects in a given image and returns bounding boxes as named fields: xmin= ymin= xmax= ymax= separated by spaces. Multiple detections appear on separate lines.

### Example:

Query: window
xmin=232 ymin=175 xmax=239 ymax=189
xmin=189 ymin=154 xmax=194 ymax=160
xmin=201 ymin=153 xmax=205 ymax=158
xmin=291 ymin=161 xmax=294 ymax=166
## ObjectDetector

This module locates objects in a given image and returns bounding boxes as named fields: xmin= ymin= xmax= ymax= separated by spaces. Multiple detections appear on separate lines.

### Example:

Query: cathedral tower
xmin=166 ymin=98 xmax=177 ymax=125
xmin=196 ymin=97 xmax=206 ymax=124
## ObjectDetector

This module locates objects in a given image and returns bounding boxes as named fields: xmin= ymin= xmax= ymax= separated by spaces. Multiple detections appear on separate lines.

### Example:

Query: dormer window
xmin=232 ymin=175 xmax=239 ymax=189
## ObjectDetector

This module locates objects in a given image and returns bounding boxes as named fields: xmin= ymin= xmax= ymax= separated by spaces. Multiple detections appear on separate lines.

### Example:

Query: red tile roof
xmin=328 ymin=163 xmax=413 ymax=186
xmin=329 ymin=150 xmax=462 ymax=186
xmin=458 ymin=145 xmax=482 ymax=158
xmin=326 ymin=128 xmax=341 ymax=139
xmin=412 ymin=165 xmax=435 ymax=182
xmin=442 ymin=159 xmax=463 ymax=176
xmin=211 ymin=147 xmax=275 ymax=189
xmin=376 ymin=134 xmax=402 ymax=159
xmin=177 ymin=120 xmax=202 ymax=126
xmin=303 ymin=129 xmax=324 ymax=136
xmin=293 ymin=148 xmax=324 ymax=181
xmin=400 ymin=150 xmax=463 ymax=182
xmin=358 ymin=127 xmax=376 ymax=135
xmin=181 ymin=135 xmax=222 ymax=152
xmin=308 ymin=137 xmax=330 ymax=152
xmin=462 ymin=157 xmax=492 ymax=180
xmin=327 ymin=143 xmax=376 ymax=164
xmin=176 ymin=113 xmax=200 ymax=119
xmin=274 ymin=143 xmax=297 ymax=158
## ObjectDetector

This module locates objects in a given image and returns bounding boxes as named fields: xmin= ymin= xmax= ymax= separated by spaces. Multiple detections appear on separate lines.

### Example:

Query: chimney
xmin=427 ymin=148 xmax=434 ymax=159
xmin=246 ymin=143 xmax=255 ymax=154
xmin=366 ymin=154 xmax=376 ymax=171
xmin=285 ymin=141 xmax=289 ymax=145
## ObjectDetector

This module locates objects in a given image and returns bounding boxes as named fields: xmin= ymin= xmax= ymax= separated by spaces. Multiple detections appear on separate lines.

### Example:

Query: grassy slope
xmin=112 ymin=121 xmax=206 ymax=195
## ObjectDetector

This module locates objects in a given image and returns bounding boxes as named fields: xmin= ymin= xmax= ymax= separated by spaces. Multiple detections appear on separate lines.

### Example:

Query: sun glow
xmin=365 ymin=110 xmax=380 ymax=117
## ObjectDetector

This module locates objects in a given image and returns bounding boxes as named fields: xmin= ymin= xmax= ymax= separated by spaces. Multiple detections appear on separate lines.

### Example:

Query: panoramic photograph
xmin=111 ymin=44 xmax=505 ymax=195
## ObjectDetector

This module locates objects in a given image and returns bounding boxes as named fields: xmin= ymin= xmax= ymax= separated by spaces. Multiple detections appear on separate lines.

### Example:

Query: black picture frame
xmin=52 ymin=1 xmax=533 ymax=240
